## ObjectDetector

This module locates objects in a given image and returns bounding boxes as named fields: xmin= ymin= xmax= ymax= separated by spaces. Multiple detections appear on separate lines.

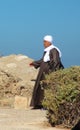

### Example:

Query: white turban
xmin=43 ymin=35 xmax=53 ymax=43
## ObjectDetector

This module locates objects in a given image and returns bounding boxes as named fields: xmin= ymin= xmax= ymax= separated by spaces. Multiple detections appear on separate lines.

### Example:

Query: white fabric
xmin=43 ymin=44 xmax=62 ymax=62
xmin=43 ymin=35 xmax=53 ymax=43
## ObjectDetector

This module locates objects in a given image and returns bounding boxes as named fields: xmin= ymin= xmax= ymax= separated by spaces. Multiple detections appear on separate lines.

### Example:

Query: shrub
xmin=42 ymin=66 xmax=80 ymax=129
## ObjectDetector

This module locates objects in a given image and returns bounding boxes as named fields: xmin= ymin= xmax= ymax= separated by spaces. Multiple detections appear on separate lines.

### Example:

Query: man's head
xmin=43 ymin=35 xmax=53 ymax=48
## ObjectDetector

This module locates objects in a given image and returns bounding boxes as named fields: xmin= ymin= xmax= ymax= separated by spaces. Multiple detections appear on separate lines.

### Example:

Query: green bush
xmin=42 ymin=66 xmax=80 ymax=129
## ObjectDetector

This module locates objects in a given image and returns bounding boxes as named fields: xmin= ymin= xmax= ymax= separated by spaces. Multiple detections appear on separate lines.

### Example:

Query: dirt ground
xmin=0 ymin=108 xmax=70 ymax=130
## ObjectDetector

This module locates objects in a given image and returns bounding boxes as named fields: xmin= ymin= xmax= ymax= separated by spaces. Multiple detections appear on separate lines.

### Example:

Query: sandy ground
xmin=0 ymin=108 xmax=70 ymax=130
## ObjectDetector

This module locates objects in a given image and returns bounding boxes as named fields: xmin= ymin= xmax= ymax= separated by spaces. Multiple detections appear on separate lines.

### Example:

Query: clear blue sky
xmin=0 ymin=0 xmax=80 ymax=67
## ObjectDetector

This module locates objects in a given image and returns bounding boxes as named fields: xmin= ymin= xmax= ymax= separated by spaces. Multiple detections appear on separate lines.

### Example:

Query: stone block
xmin=14 ymin=95 xmax=31 ymax=109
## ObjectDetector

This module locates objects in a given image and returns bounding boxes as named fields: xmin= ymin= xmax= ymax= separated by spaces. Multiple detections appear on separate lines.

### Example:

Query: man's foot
xmin=32 ymin=105 xmax=43 ymax=109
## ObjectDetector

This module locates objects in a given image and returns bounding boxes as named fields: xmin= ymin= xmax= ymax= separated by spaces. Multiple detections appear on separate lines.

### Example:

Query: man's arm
xmin=32 ymin=58 xmax=43 ymax=69
xmin=30 ymin=58 xmax=43 ymax=69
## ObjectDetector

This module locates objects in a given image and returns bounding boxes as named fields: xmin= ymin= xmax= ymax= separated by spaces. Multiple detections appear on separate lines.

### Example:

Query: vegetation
xmin=42 ymin=66 xmax=80 ymax=129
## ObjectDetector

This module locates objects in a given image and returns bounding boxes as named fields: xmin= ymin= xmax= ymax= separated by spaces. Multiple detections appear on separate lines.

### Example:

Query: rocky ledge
xmin=0 ymin=54 xmax=38 ymax=109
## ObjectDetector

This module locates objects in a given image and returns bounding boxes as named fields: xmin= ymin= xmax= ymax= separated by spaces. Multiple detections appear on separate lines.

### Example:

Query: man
xmin=30 ymin=35 xmax=64 ymax=109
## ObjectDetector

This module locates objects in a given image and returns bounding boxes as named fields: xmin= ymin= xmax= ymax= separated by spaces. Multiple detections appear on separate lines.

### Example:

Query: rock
xmin=14 ymin=95 xmax=31 ymax=109
xmin=0 ymin=54 xmax=38 ymax=108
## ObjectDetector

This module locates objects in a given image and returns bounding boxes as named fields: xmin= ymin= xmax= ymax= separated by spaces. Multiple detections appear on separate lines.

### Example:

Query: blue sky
xmin=0 ymin=0 xmax=80 ymax=67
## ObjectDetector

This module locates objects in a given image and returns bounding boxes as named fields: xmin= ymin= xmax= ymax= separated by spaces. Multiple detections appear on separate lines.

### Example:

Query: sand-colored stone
xmin=0 ymin=54 xmax=38 ymax=108
xmin=14 ymin=95 xmax=31 ymax=109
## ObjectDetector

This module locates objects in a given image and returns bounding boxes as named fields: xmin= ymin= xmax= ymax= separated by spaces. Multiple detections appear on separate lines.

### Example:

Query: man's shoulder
xmin=50 ymin=48 xmax=58 ymax=53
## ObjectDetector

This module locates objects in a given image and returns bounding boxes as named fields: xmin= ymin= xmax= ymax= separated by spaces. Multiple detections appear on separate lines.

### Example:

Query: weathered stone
xmin=14 ymin=95 xmax=30 ymax=109
xmin=0 ymin=54 xmax=38 ymax=108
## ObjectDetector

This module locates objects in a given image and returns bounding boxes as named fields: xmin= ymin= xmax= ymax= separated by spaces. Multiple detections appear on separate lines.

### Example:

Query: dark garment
xmin=30 ymin=48 xmax=64 ymax=108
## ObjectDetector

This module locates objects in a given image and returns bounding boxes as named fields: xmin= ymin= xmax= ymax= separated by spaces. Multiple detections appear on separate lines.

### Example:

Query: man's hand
xmin=29 ymin=62 xmax=34 ymax=66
